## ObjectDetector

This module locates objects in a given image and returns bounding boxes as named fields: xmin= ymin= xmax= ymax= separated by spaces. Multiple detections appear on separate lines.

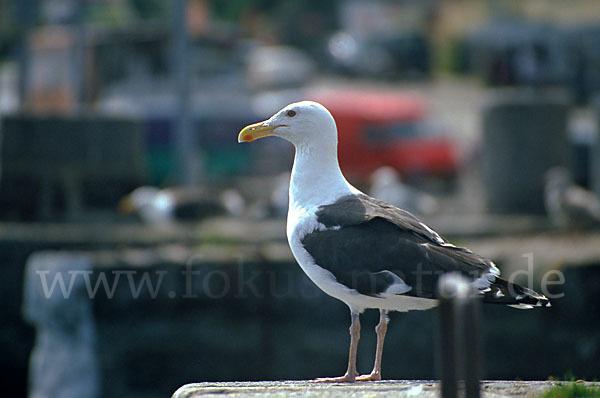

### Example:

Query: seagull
xmin=238 ymin=101 xmax=550 ymax=383
xmin=119 ymin=186 xmax=245 ymax=225
xmin=369 ymin=166 xmax=439 ymax=216
xmin=544 ymin=167 xmax=600 ymax=229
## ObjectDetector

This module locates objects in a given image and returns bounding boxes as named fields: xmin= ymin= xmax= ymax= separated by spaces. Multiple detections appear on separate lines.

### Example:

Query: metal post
xmin=437 ymin=273 xmax=481 ymax=398
xmin=71 ymin=0 xmax=86 ymax=113
xmin=16 ymin=0 xmax=34 ymax=109
xmin=438 ymin=274 xmax=462 ymax=398
xmin=172 ymin=0 xmax=195 ymax=186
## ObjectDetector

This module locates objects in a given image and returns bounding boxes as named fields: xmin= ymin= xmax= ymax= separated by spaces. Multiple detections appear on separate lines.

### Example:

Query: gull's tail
xmin=483 ymin=278 xmax=551 ymax=309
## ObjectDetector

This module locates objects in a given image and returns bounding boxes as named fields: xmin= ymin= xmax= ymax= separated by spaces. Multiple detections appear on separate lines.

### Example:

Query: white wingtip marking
xmin=508 ymin=304 xmax=535 ymax=309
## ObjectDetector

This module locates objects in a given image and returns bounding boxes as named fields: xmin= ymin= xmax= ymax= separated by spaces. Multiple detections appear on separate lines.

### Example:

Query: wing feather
xmin=302 ymin=194 xmax=547 ymax=307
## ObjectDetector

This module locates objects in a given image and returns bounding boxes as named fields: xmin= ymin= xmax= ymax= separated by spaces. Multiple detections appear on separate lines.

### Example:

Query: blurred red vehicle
xmin=312 ymin=89 xmax=460 ymax=185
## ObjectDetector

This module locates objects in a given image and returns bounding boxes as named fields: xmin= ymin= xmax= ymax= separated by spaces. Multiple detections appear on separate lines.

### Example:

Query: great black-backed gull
xmin=119 ymin=186 xmax=244 ymax=224
xmin=238 ymin=101 xmax=550 ymax=383
xmin=544 ymin=166 xmax=600 ymax=229
xmin=369 ymin=166 xmax=439 ymax=216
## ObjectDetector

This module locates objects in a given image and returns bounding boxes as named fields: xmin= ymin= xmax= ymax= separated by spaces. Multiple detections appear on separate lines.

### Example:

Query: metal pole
xmin=71 ymin=0 xmax=86 ymax=113
xmin=438 ymin=274 xmax=461 ymax=398
xmin=437 ymin=273 xmax=481 ymax=398
xmin=17 ymin=0 xmax=34 ymax=110
xmin=172 ymin=0 xmax=195 ymax=186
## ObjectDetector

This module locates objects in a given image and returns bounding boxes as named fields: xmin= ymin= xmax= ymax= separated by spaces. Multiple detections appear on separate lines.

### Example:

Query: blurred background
xmin=1 ymin=0 xmax=600 ymax=397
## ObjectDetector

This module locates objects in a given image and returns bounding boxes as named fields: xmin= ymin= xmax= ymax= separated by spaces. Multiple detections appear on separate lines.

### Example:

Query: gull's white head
xmin=238 ymin=101 xmax=337 ymax=150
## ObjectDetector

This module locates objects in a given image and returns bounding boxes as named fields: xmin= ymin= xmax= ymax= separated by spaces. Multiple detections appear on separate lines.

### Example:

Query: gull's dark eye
xmin=286 ymin=110 xmax=296 ymax=117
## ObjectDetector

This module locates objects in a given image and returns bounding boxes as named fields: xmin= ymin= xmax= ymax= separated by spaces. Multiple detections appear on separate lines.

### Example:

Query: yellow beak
xmin=238 ymin=121 xmax=276 ymax=143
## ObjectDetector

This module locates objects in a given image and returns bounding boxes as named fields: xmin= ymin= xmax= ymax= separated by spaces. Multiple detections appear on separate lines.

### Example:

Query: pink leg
xmin=357 ymin=309 xmax=388 ymax=381
xmin=311 ymin=311 xmax=360 ymax=383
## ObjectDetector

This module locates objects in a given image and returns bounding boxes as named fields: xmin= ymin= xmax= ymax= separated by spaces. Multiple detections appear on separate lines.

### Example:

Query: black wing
xmin=302 ymin=194 xmax=548 ymax=306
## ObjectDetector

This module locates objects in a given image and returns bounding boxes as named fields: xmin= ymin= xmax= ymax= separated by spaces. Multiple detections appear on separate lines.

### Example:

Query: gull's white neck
xmin=288 ymin=142 xmax=356 ymax=213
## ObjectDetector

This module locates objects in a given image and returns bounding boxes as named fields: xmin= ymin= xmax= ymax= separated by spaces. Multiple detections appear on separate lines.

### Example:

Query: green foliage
xmin=542 ymin=382 xmax=600 ymax=398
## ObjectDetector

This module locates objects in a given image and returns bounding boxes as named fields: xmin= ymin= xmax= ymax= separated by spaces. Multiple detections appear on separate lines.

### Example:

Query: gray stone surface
xmin=172 ymin=380 xmax=599 ymax=398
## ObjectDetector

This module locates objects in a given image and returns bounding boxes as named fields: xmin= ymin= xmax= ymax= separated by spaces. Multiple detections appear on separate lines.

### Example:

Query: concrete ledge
xmin=172 ymin=380 xmax=591 ymax=398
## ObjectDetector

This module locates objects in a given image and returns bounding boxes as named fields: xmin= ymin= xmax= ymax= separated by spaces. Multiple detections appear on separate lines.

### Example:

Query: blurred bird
xmin=240 ymin=172 xmax=291 ymax=220
xmin=544 ymin=167 xmax=600 ymax=229
xmin=369 ymin=166 xmax=439 ymax=216
xmin=269 ymin=171 xmax=292 ymax=217
xmin=119 ymin=186 xmax=245 ymax=225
